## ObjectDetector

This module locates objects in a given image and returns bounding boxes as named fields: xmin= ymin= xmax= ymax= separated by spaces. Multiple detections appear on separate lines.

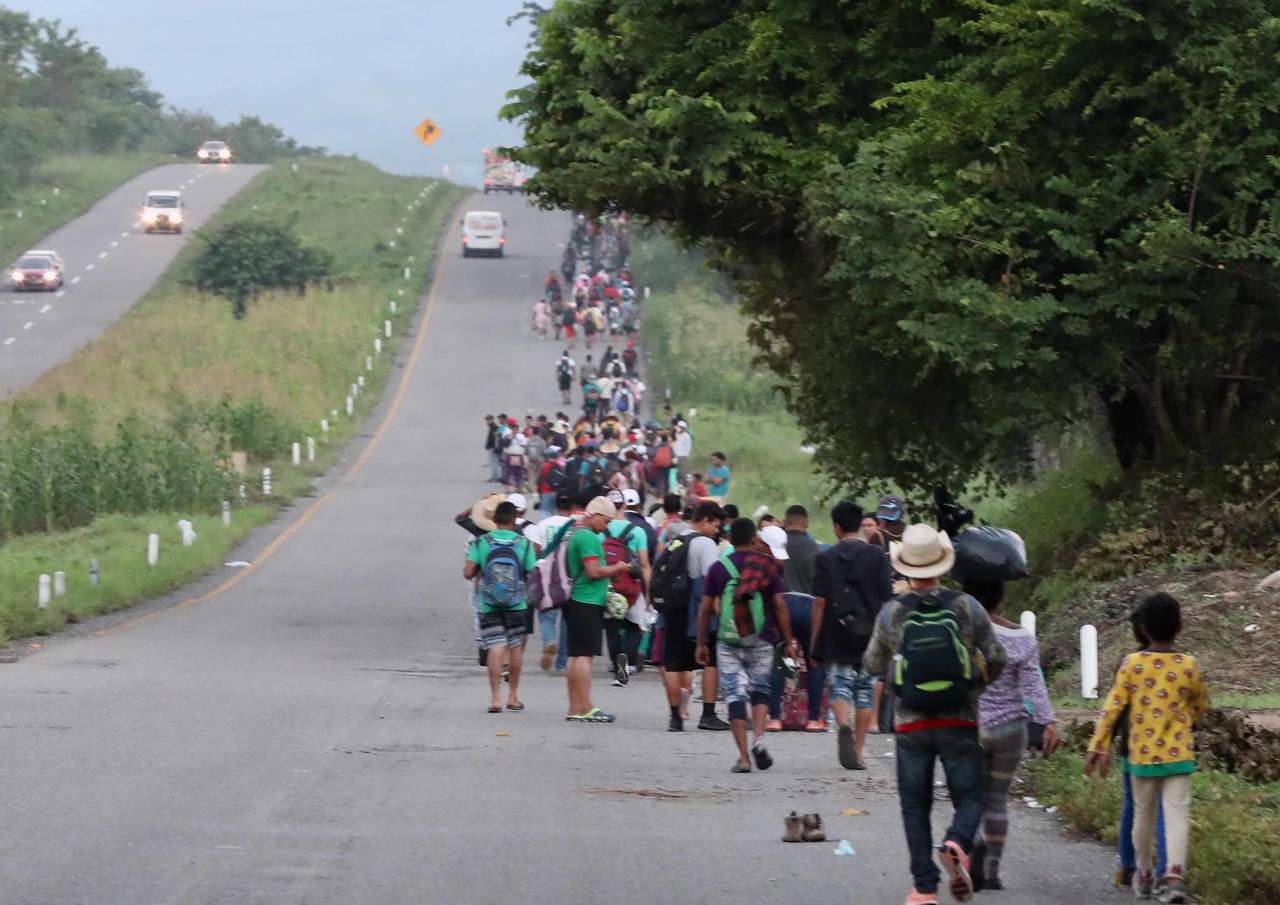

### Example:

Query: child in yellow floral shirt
xmin=1086 ymin=593 xmax=1208 ymax=903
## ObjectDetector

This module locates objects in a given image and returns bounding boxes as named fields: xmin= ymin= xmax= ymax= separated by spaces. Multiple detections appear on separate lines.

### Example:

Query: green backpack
xmin=892 ymin=590 xmax=974 ymax=712
xmin=716 ymin=551 xmax=768 ymax=646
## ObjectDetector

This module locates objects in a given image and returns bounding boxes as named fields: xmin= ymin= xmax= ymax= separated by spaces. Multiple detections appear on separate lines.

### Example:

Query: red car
xmin=8 ymin=253 xmax=63 ymax=291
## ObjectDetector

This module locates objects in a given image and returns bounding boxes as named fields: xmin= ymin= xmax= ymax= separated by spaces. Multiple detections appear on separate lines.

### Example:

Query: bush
xmin=190 ymin=220 xmax=333 ymax=319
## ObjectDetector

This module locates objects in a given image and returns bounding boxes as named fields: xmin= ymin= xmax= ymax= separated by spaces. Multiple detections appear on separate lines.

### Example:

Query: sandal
xmin=506 ymin=702 xmax=525 ymax=712
xmin=487 ymin=706 xmax=502 ymax=713
xmin=565 ymin=707 xmax=616 ymax=723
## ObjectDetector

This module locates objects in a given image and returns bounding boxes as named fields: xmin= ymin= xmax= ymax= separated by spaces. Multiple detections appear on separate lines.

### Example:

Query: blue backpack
xmin=481 ymin=536 xmax=528 ymax=609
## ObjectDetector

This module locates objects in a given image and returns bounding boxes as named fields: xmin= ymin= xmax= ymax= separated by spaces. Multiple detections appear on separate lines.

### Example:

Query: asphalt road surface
xmin=0 ymin=162 xmax=266 ymax=397
xmin=0 ymin=194 xmax=1121 ymax=904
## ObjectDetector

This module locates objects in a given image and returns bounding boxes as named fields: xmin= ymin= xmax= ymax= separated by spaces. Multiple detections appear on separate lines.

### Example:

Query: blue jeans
xmin=487 ymin=448 xmax=501 ymax=481
xmin=539 ymin=493 xmax=556 ymax=516
xmin=1120 ymin=768 xmax=1167 ymax=875
xmin=829 ymin=663 xmax=876 ymax=708
xmin=896 ymin=726 xmax=986 ymax=894
xmin=769 ymin=592 xmax=824 ymax=719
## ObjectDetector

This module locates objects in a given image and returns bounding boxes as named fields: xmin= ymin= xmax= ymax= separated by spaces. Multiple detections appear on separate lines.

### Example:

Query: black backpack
xmin=649 ymin=532 xmax=694 ymax=614
xmin=892 ymin=589 xmax=974 ymax=712
xmin=545 ymin=462 xmax=566 ymax=491
xmin=827 ymin=545 xmax=877 ymax=643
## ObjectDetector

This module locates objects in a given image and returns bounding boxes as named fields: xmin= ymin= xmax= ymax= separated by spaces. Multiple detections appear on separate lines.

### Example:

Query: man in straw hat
xmin=863 ymin=524 xmax=1007 ymax=905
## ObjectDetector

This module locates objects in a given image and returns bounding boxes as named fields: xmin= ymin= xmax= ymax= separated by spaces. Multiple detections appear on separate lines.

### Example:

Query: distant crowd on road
xmin=452 ymin=212 xmax=1209 ymax=905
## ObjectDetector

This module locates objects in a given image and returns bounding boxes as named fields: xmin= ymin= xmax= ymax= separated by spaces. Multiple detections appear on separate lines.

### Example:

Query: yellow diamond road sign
xmin=415 ymin=119 xmax=441 ymax=145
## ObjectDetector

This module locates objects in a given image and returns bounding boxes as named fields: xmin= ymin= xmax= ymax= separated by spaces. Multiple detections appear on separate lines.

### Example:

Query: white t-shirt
xmin=687 ymin=534 xmax=720 ymax=580
xmin=673 ymin=431 xmax=693 ymax=458
xmin=534 ymin=514 xmax=572 ymax=548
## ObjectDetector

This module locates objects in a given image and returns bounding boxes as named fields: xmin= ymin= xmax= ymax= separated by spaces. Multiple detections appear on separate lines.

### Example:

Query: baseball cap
xmin=760 ymin=525 xmax=790 ymax=561
xmin=622 ymin=488 xmax=641 ymax=507
xmin=876 ymin=495 xmax=905 ymax=522
xmin=585 ymin=496 xmax=616 ymax=517
xmin=506 ymin=493 xmax=528 ymax=512
xmin=607 ymin=489 xmax=626 ymax=507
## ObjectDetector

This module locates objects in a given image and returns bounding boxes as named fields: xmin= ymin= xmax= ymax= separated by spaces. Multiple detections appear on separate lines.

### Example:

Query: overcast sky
xmin=29 ymin=0 xmax=533 ymax=186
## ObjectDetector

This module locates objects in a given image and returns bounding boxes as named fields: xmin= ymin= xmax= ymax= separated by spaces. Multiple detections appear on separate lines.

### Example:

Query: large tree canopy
xmin=505 ymin=0 xmax=1280 ymax=495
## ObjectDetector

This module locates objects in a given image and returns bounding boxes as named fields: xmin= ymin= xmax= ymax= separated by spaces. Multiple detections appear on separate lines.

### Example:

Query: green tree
xmin=190 ymin=220 xmax=332 ymax=320
xmin=506 ymin=0 xmax=1280 ymax=494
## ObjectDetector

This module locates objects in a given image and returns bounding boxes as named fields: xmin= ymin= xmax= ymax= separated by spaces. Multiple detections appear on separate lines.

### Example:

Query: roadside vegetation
xmin=0 ymin=157 xmax=464 ymax=645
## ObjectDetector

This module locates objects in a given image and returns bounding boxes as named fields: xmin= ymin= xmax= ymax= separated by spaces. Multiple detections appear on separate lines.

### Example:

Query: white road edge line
xmin=110 ymin=240 xmax=119 ymax=248
xmin=71 ymin=276 xmax=81 ymax=285
xmin=22 ymin=322 xmax=32 ymax=330
xmin=120 ymin=231 xmax=130 ymax=238
xmin=98 ymin=252 xmax=108 ymax=260
xmin=85 ymin=264 xmax=94 ymax=271
xmin=40 ymin=304 xmax=51 ymax=313
xmin=54 ymin=290 xmax=64 ymax=298
xmin=3 ymin=337 xmax=13 ymax=346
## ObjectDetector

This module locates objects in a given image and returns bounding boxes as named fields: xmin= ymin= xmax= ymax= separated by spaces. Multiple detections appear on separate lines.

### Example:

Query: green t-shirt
xmin=566 ymin=526 xmax=608 ymax=605
xmin=607 ymin=519 xmax=646 ymax=556
xmin=467 ymin=529 xmax=536 ymax=613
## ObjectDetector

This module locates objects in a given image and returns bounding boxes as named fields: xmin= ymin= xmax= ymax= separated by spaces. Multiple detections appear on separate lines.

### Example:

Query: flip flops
xmin=565 ymin=708 xmax=616 ymax=723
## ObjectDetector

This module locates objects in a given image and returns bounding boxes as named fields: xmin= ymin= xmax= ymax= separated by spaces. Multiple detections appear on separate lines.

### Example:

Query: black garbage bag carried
xmin=952 ymin=526 xmax=1028 ymax=583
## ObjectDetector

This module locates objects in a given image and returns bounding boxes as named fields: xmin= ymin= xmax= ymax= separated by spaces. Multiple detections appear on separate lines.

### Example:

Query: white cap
xmin=506 ymin=493 xmax=528 ymax=512
xmin=760 ymin=525 xmax=790 ymax=561
xmin=622 ymin=488 xmax=641 ymax=507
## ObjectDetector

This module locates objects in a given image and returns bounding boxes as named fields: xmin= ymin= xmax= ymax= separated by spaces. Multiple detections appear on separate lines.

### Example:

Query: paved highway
xmin=0 ymin=162 xmax=266 ymax=397
xmin=0 ymin=193 xmax=1119 ymax=904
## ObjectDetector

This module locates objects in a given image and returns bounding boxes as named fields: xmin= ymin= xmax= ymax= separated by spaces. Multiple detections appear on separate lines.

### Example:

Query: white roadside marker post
xmin=346 ymin=396 xmax=354 ymax=416
xmin=390 ymin=300 xmax=397 ymax=314
xmin=307 ymin=437 xmax=316 ymax=462
xmin=1020 ymin=610 xmax=1036 ymax=637
xmin=222 ymin=501 xmax=232 ymax=527
xmin=38 ymin=574 xmax=51 ymax=608
xmin=357 ymin=375 xmax=365 ymax=389
xmin=147 ymin=533 xmax=160 ymax=567
xmin=291 ymin=442 xmax=301 ymax=466
xmin=262 ymin=468 xmax=272 ymax=496
xmin=1080 ymin=624 xmax=1099 ymax=700
xmin=54 ymin=571 xmax=67 ymax=597
xmin=239 ymin=482 xmax=247 ymax=503
xmin=320 ymin=418 xmax=329 ymax=437
xmin=384 ymin=320 xmax=392 ymax=338
xmin=375 ymin=337 xmax=382 ymax=355
xmin=89 ymin=559 xmax=100 ymax=587
xmin=178 ymin=520 xmax=196 ymax=547
xmin=366 ymin=355 xmax=373 ymax=371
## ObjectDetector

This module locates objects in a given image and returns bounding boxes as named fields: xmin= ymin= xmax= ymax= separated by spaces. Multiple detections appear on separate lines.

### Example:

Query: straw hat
xmin=890 ymin=524 xmax=956 ymax=579
xmin=469 ymin=493 xmax=506 ymax=532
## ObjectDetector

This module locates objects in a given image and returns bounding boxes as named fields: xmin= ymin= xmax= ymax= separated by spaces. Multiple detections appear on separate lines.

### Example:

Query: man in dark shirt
xmin=484 ymin=415 xmax=500 ymax=482
xmin=782 ymin=504 xmax=819 ymax=593
xmin=811 ymin=500 xmax=892 ymax=771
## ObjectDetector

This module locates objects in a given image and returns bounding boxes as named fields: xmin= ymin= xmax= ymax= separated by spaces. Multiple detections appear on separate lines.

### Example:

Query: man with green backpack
xmin=696 ymin=518 xmax=800 ymax=773
xmin=863 ymin=524 xmax=1007 ymax=905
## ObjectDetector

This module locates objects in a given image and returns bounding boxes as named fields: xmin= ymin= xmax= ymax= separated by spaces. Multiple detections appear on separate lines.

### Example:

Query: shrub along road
xmin=0 ymin=195 xmax=1118 ymax=903
xmin=0 ymin=163 xmax=265 ymax=397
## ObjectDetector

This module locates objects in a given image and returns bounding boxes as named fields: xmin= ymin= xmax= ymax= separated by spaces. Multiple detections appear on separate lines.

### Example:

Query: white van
xmin=461 ymin=210 xmax=505 ymax=258
xmin=141 ymin=190 xmax=185 ymax=234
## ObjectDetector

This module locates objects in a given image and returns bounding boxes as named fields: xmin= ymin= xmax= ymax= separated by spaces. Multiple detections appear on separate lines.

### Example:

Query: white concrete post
xmin=38 ymin=574 xmax=51 ymax=608
xmin=306 ymin=437 xmax=316 ymax=462
xmin=262 ymin=467 xmax=272 ymax=496
xmin=222 ymin=500 xmax=231 ymax=526
xmin=388 ymin=240 xmax=397 ymax=249
xmin=357 ymin=375 xmax=365 ymax=388
xmin=384 ymin=320 xmax=392 ymax=338
xmin=403 ymin=267 xmax=410 ymax=280
xmin=351 ymin=381 xmax=359 ymax=398
xmin=291 ymin=442 xmax=301 ymax=465
xmin=366 ymin=355 xmax=373 ymax=371
xmin=53 ymin=187 xmax=60 ymax=196
xmin=345 ymin=395 xmax=354 ymax=416
xmin=53 ymin=571 xmax=66 ymax=597
xmin=330 ymin=409 xmax=339 ymax=422
xmin=147 ymin=533 xmax=160 ymax=566
xmin=390 ymin=300 xmax=397 ymax=314
xmin=15 ymin=210 xmax=22 ymax=219
xmin=374 ymin=337 xmax=382 ymax=355
xmin=320 ymin=418 xmax=329 ymax=436
xmin=1020 ymin=610 xmax=1037 ymax=636
xmin=644 ymin=286 xmax=651 ymax=299
xmin=238 ymin=482 xmax=247 ymax=503
xmin=178 ymin=519 xmax=196 ymax=546
xmin=89 ymin=559 xmax=100 ymax=587
xmin=1080 ymin=624 xmax=1099 ymax=699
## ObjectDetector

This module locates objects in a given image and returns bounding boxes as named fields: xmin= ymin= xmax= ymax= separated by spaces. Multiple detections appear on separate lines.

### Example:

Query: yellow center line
xmin=105 ymin=198 xmax=464 ymax=634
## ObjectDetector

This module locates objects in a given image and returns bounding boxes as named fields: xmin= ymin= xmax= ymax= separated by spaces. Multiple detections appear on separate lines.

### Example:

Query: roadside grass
xmin=1053 ymin=690 xmax=1280 ymax=714
xmin=0 ymin=156 xmax=465 ymax=646
xmin=0 ymin=507 xmax=275 ymax=645
xmin=1026 ymin=751 xmax=1280 ymax=905
xmin=0 ymin=154 xmax=170 ymax=267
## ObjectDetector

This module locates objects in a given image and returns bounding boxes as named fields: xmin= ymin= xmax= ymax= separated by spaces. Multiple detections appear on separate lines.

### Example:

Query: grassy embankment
xmin=0 ymin=154 xmax=171 ymax=266
xmin=635 ymin=233 xmax=832 ymax=533
xmin=638 ymin=229 xmax=1280 ymax=905
xmin=0 ymin=157 xmax=465 ymax=645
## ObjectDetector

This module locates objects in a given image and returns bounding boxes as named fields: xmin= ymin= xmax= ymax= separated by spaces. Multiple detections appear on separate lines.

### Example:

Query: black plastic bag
xmin=953 ymin=526 xmax=1028 ymax=582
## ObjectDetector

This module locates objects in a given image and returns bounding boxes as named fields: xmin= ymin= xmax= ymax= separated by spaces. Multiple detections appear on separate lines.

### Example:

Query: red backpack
xmin=603 ymin=523 xmax=642 ymax=604
xmin=652 ymin=444 xmax=673 ymax=468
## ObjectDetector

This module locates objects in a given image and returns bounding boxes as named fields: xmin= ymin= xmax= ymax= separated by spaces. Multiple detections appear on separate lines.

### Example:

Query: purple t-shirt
xmin=704 ymin=550 xmax=785 ymax=641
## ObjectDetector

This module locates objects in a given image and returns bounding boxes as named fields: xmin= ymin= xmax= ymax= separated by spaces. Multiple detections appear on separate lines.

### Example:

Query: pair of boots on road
xmin=781 ymin=812 xmax=825 ymax=843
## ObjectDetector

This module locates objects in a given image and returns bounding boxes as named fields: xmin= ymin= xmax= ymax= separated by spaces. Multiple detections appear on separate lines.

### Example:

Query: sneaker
xmin=970 ymin=841 xmax=987 ymax=893
xmin=905 ymin=890 xmax=940 ymax=905
xmin=765 ymin=719 xmax=784 ymax=732
xmin=984 ymin=878 xmax=1004 ymax=891
xmin=781 ymin=811 xmax=804 ymax=843
xmin=837 ymin=725 xmax=859 ymax=769
xmin=1133 ymin=871 xmax=1155 ymax=900
xmin=1158 ymin=878 xmax=1189 ymax=904
xmin=752 ymin=742 xmax=774 ymax=771
xmin=540 ymin=642 xmax=557 ymax=672
xmin=1116 ymin=868 xmax=1136 ymax=889
xmin=937 ymin=840 xmax=974 ymax=902
xmin=698 ymin=713 xmax=731 ymax=731
xmin=615 ymin=653 xmax=629 ymax=686
xmin=667 ymin=714 xmax=684 ymax=732
xmin=801 ymin=813 xmax=826 ymax=842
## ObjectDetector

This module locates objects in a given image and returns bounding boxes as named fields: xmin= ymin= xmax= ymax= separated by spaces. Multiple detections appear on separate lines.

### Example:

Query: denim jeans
xmin=539 ymin=493 xmax=556 ymax=517
xmin=487 ymin=448 xmax=501 ymax=482
xmin=538 ymin=608 xmax=559 ymax=648
xmin=1120 ymin=768 xmax=1167 ymax=876
xmin=895 ymin=726 xmax=986 ymax=894
xmin=555 ymin=612 xmax=569 ymax=671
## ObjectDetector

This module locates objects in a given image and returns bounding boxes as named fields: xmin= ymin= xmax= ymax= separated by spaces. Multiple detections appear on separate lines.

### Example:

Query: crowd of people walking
xmin=454 ymin=212 xmax=1208 ymax=905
